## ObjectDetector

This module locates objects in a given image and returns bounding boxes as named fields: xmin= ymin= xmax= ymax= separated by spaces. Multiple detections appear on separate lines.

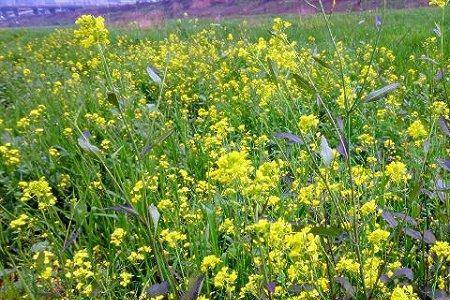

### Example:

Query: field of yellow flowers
xmin=1 ymin=2 xmax=450 ymax=300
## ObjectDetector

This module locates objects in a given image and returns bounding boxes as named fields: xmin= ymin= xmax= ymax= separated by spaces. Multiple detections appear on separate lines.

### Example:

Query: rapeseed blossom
xmin=407 ymin=120 xmax=427 ymax=140
xmin=110 ymin=228 xmax=126 ymax=246
xmin=429 ymin=0 xmax=448 ymax=7
xmin=385 ymin=161 xmax=410 ymax=183
xmin=74 ymin=15 xmax=109 ymax=48
xmin=19 ymin=177 xmax=57 ymax=209
xmin=298 ymin=114 xmax=319 ymax=133
xmin=209 ymin=150 xmax=252 ymax=185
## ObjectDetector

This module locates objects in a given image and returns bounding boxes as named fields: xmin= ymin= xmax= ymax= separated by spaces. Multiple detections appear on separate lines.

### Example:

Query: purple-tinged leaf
xmin=423 ymin=230 xmax=436 ymax=244
xmin=420 ymin=188 xmax=435 ymax=199
xmin=423 ymin=139 xmax=430 ymax=153
xmin=181 ymin=275 xmax=205 ymax=300
xmin=393 ymin=268 xmax=414 ymax=281
xmin=438 ymin=116 xmax=450 ymax=137
xmin=109 ymin=203 xmax=138 ymax=216
xmin=267 ymin=282 xmax=276 ymax=294
xmin=436 ymin=69 xmax=445 ymax=81
xmin=147 ymin=281 xmax=169 ymax=297
xmin=63 ymin=228 xmax=81 ymax=252
xmin=375 ymin=16 xmax=382 ymax=28
xmin=337 ymin=137 xmax=349 ymax=160
xmin=274 ymin=132 xmax=304 ymax=145
xmin=393 ymin=213 xmax=418 ymax=227
xmin=336 ymin=116 xmax=344 ymax=131
xmin=382 ymin=210 xmax=398 ymax=228
xmin=435 ymin=178 xmax=446 ymax=202
xmin=77 ymin=131 xmax=100 ymax=153
xmin=404 ymin=228 xmax=422 ymax=240
xmin=335 ymin=277 xmax=355 ymax=299
xmin=420 ymin=288 xmax=450 ymax=300
xmin=379 ymin=274 xmax=390 ymax=283
xmin=364 ymin=82 xmax=400 ymax=102
xmin=437 ymin=159 xmax=450 ymax=172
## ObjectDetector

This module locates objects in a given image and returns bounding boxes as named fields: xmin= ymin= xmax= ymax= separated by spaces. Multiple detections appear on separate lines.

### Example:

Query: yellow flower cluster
xmin=33 ymin=250 xmax=59 ymax=281
xmin=9 ymin=213 xmax=30 ymax=230
xmin=119 ymin=271 xmax=133 ymax=287
xmin=298 ymin=114 xmax=319 ymax=133
xmin=385 ymin=161 xmax=410 ymax=183
xmin=201 ymin=255 xmax=222 ymax=272
xmin=74 ymin=15 xmax=109 ymax=48
xmin=0 ymin=143 xmax=21 ymax=166
xmin=430 ymin=241 xmax=450 ymax=261
xmin=65 ymin=249 xmax=95 ymax=296
xmin=19 ymin=177 xmax=57 ymax=210
xmin=209 ymin=150 xmax=252 ymax=185
xmin=160 ymin=229 xmax=187 ymax=248
xmin=390 ymin=285 xmax=420 ymax=300
xmin=110 ymin=228 xmax=126 ymax=246
xmin=406 ymin=120 xmax=427 ymax=140
xmin=213 ymin=266 xmax=238 ymax=294
xmin=429 ymin=0 xmax=448 ymax=7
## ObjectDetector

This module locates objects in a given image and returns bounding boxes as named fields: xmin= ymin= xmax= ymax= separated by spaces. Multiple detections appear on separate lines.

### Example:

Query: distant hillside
xmin=0 ymin=0 xmax=429 ymax=28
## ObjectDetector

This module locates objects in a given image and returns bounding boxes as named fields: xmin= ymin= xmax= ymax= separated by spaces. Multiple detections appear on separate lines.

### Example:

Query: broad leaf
xmin=274 ymin=132 xmax=304 ymax=144
xmin=147 ymin=65 xmax=162 ymax=85
xmin=147 ymin=281 xmax=169 ymax=297
xmin=320 ymin=136 xmax=334 ymax=167
xmin=148 ymin=204 xmax=160 ymax=233
xmin=364 ymin=82 xmax=399 ymax=102
xmin=77 ymin=131 xmax=100 ymax=153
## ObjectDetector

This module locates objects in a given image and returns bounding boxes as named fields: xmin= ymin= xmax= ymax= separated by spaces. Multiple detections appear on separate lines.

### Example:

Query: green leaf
xmin=107 ymin=91 xmax=120 ymax=109
xmin=312 ymin=55 xmax=332 ymax=70
xmin=309 ymin=226 xmax=343 ymax=238
xmin=31 ymin=241 xmax=49 ymax=253
xmin=292 ymin=73 xmax=314 ymax=92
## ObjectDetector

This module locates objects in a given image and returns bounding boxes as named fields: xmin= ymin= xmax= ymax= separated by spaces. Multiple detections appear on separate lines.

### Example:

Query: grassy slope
xmin=0 ymin=7 xmax=443 ymax=61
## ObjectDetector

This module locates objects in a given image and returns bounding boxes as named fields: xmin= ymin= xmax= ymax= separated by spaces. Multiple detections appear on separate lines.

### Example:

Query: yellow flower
xmin=23 ymin=68 xmax=31 ymax=77
xmin=74 ymin=15 xmax=109 ymax=48
xmin=430 ymin=101 xmax=449 ymax=117
xmin=201 ymin=255 xmax=222 ymax=272
xmin=368 ymin=229 xmax=390 ymax=244
xmin=160 ymin=229 xmax=187 ymax=248
xmin=119 ymin=271 xmax=133 ymax=287
xmin=391 ymin=285 xmax=420 ymax=300
xmin=110 ymin=228 xmax=126 ymax=246
xmin=406 ymin=120 xmax=427 ymax=140
xmin=336 ymin=257 xmax=360 ymax=274
xmin=298 ymin=114 xmax=319 ymax=133
xmin=360 ymin=200 xmax=377 ymax=217
xmin=0 ymin=143 xmax=21 ymax=167
xmin=430 ymin=241 xmax=450 ymax=261
xmin=209 ymin=150 xmax=252 ymax=185
xmin=214 ymin=266 xmax=237 ymax=293
xmin=10 ymin=214 xmax=29 ymax=229
xmin=429 ymin=0 xmax=448 ymax=7
xmin=19 ymin=177 xmax=57 ymax=210
xmin=385 ymin=161 xmax=410 ymax=183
